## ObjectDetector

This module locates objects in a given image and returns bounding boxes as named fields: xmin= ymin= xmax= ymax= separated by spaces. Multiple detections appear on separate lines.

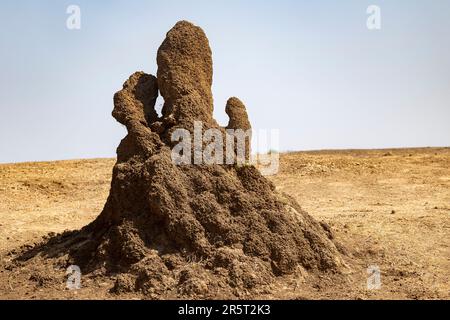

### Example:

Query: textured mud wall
xmin=18 ymin=21 xmax=343 ymax=298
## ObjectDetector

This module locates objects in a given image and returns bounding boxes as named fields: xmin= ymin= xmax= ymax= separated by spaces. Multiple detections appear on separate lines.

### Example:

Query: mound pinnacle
xmin=225 ymin=97 xmax=252 ymax=161
xmin=20 ymin=21 xmax=343 ymax=298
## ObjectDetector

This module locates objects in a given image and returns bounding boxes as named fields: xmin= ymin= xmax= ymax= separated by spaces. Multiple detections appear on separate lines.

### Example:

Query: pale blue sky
xmin=0 ymin=0 xmax=449 ymax=163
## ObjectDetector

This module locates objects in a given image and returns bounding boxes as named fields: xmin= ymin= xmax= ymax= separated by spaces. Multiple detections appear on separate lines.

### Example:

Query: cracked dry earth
xmin=0 ymin=147 xmax=449 ymax=299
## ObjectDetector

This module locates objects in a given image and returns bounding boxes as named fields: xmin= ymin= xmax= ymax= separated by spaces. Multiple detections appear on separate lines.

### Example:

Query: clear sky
xmin=0 ymin=0 xmax=449 ymax=163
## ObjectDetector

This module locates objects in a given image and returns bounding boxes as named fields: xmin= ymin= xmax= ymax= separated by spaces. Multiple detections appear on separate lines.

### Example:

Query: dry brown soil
xmin=0 ymin=147 xmax=448 ymax=299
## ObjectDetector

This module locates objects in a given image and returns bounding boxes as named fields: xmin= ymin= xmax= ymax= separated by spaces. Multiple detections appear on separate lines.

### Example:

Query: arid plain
xmin=0 ymin=147 xmax=448 ymax=299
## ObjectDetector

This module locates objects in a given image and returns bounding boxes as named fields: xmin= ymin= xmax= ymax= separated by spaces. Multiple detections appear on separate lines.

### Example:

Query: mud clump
xmin=225 ymin=97 xmax=252 ymax=161
xmin=156 ymin=21 xmax=216 ymax=132
xmin=17 ymin=21 xmax=343 ymax=298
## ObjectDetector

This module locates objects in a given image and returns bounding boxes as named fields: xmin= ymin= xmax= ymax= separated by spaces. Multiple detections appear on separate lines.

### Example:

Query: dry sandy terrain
xmin=0 ymin=147 xmax=448 ymax=299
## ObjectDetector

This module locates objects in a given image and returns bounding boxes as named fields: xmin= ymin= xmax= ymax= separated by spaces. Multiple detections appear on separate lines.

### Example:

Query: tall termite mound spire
xmin=21 ymin=21 xmax=344 ymax=298
xmin=157 ymin=21 xmax=215 ymax=126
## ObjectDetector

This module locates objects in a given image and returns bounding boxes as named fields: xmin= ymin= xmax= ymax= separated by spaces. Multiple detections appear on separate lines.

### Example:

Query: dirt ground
xmin=0 ymin=147 xmax=448 ymax=299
